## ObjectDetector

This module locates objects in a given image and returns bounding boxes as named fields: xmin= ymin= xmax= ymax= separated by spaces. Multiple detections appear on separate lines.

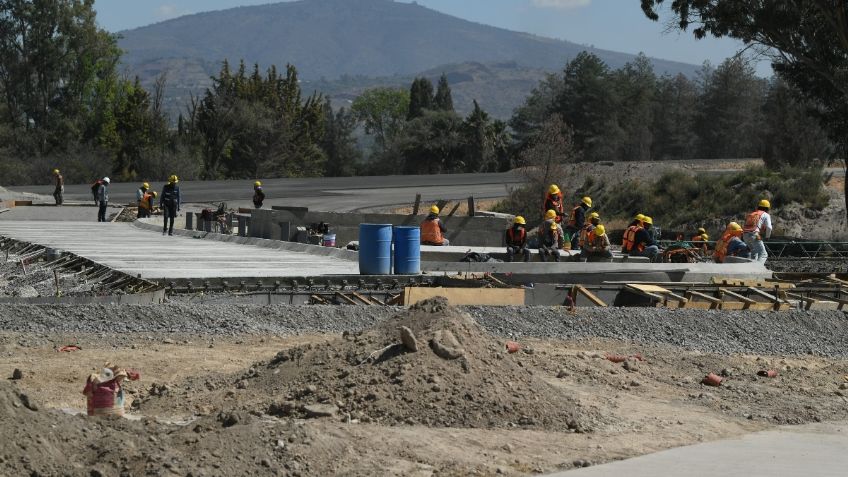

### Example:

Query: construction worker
xmin=579 ymin=212 xmax=601 ymax=249
xmin=621 ymin=213 xmax=645 ymax=253
xmin=579 ymin=224 xmax=612 ymax=261
xmin=542 ymin=184 xmax=565 ymax=223
xmin=539 ymin=222 xmax=563 ymax=262
xmin=138 ymin=191 xmax=157 ymax=219
xmin=714 ymin=222 xmax=749 ymax=263
xmin=565 ymin=196 xmax=592 ymax=250
xmin=136 ymin=182 xmax=149 ymax=208
xmin=421 ymin=205 xmax=449 ymax=246
xmin=160 ymin=175 xmax=181 ymax=236
xmin=539 ymin=209 xmax=565 ymax=242
xmin=253 ymin=181 xmax=265 ymax=208
xmin=691 ymin=227 xmax=709 ymax=255
xmin=505 ymin=216 xmax=531 ymax=262
xmin=742 ymin=199 xmax=773 ymax=262
xmin=630 ymin=216 xmax=659 ymax=261
xmin=52 ymin=169 xmax=64 ymax=205
xmin=96 ymin=177 xmax=110 ymax=222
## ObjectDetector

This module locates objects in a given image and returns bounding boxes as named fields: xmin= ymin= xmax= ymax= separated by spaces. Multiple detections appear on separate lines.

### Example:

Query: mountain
xmin=117 ymin=0 xmax=701 ymax=117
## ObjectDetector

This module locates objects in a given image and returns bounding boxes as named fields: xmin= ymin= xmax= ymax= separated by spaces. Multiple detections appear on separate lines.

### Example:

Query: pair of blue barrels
xmin=359 ymin=224 xmax=420 ymax=275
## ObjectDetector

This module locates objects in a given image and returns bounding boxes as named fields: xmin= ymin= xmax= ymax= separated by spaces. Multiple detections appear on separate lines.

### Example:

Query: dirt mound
xmin=163 ymin=297 xmax=606 ymax=432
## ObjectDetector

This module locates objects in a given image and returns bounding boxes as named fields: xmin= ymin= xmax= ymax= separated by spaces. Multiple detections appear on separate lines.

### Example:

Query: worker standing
xmin=96 ymin=177 xmax=110 ymax=222
xmin=742 ymin=199 xmax=773 ymax=261
xmin=630 ymin=216 xmax=659 ymax=261
xmin=505 ymin=216 xmax=531 ymax=262
xmin=714 ymin=222 xmax=749 ymax=263
xmin=138 ymin=191 xmax=157 ymax=219
xmin=160 ymin=175 xmax=181 ymax=236
xmin=565 ymin=196 xmax=592 ymax=250
xmin=136 ymin=182 xmax=149 ymax=209
xmin=52 ymin=169 xmax=64 ymax=205
xmin=579 ymin=224 xmax=612 ymax=261
xmin=539 ymin=222 xmax=563 ymax=262
xmin=253 ymin=181 xmax=265 ymax=208
xmin=542 ymin=184 xmax=565 ymax=223
xmin=421 ymin=205 xmax=449 ymax=246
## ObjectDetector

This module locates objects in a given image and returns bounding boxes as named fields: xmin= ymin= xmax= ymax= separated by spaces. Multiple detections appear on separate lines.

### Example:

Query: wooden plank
xmin=627 ymin=284 xmax=673 ymax=293
xmin=403 ymin=287 xmax=525 ymax=306
xmin=625 ymin=285 xmax=665 ymax=302
xmin=412 ymin=194 xmax=422 ymax=216
xmin=467 ymin=196 xmax=476 ymax=217
xmin=386 ymin=294 xmax=402 ymax=306
xmin=686 ymin=290 xmax=723 ymax=305
xmin=718 ymin=288 xmax=757 ymax=304
xmin=351 ymin=291 xmax=376 ymax=305
xmin=335 ymin=292 xmax=359 ymax=305
xmin=447 ymin=201 xmax=461 ymax=217
xmin=574 ymin=285 xmax=607 ymax=307
xmin=710 ymin=277 xmax=795 ymax=289
xmin=369 ymin=295 xmax=387 ymax=306
xmin=310 ymin=294 xmax=328 ymax=304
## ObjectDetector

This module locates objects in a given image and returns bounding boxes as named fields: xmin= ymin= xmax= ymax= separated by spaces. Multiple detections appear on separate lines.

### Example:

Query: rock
xmin=261 ymin=459 xmax=271 ymax=467
xmin=839 ymin=383 xmax=848 ymax=390
xmin=267 ymin=401 xmax=296 ymax=417
xmin=217 ymin=411 xmax=241 ymax=427
xmin=399 ymin=326 xmax=419 ymax=352
xmin=19 ymin=393 xmax=38 ymax=411
xmin=303 ymin=385 xmax=317 ymax=395
xmin=303 ymin=404 xmax=338 ymax=419
xmin=720 ymin=368 xmax=733 ymax=377
xmin=11 ymin=368 xmax=23 ymax=380
xmin=629 ymin=380 xmax=641 ymax=387
xmin=276 ymin=439 xmax=286 ymax=449
xmin=556 ymin=369 xmax=570 ymax=378
xmin=430 ymin=330 xmax=465 ymax=360
xmin=162 ymin=339 xmax=175 ymax=345
xmin=623 ymin=360 xmax=639 ymax=372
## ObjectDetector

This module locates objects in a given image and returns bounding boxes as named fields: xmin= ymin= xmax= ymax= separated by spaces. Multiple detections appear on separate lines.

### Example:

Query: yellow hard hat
xmin=152 ymin=191 xmax=158 ymax=198
xmin=581 ymin=196 xmax=592 ymax=207
xmin=729 ymin=222 xmax=742 ymax=231
xmin=430 ymin=205 xmax=440 ymax=215
xmin=548 ymin=184 xmax=560 ymax=195
xmin=550 ymin=222 xmax=558 ymax=230
xmin=544 ymin=209 xmax=556 ymax=220
xmin=759 ymin=199 xmax=771 ymax=209
xmin=642 ymin=216 xmax=653 ymax=225
xmin=142 ymin=182 xmax=150 ymax=189
xmin=514 ymin=216 xmax=526 ymax=225
xmin=635 ymin=213 xmax=645 ymax=221
xmin=697 ymin=227 xmax=706 ymax=234
xmin=588 ymin=212 xmax=600 ymax=220
xmin=52 ymin=168 xmax=60 ymax=174
xmin=254 ymin=181 xmax=262 ymax=187
xmin=169 ymin=174 xmax=179 ymax=184
xmin=701 ymin=234 xmax=710 ymax=240
xmin=594 ymin=224 xmax=606 ymax=236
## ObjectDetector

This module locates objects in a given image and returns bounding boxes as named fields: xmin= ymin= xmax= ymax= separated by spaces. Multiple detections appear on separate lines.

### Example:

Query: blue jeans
xmin=631 ymin=245 xmax=659 ymax=262
xmin=743 ymin=232 xmax=767 ymax=261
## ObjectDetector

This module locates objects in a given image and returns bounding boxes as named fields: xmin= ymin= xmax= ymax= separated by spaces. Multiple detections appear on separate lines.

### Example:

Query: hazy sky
xmin=94 ymin=0 xmax=770 ymax=74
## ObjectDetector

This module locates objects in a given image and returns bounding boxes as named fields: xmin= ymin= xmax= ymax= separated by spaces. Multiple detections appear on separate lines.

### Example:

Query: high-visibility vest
xmin=567 ymin=205 xmax=582 ymax=228
xmin=420 ymin=219 xmax=444 ymax=244
xmin=713 ymin=230 xmax=735 ymax=263
xmin=506 ymin=227 xmax=526 ymax=246
xmin=622 ymin=225 xmax=643 ymax=252
xmin=543 ymin=193 xmax=564 ymax=223
xmin=139 ymin=193 xmax=154 ymax=210
xmin=743 ymin=210 xmax=766 ymax=234
xmin=579 ymin=224 xmax=595 ymax=248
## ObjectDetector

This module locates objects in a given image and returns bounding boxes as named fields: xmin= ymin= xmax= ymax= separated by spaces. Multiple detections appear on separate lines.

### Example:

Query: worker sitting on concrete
xmin=136 ymin=182 xmax=149 ymax=209
xmin=52 ymin=169 xmax=64 ymax=205
xmin=539 ymin=222 xmax=563 ymax=262
xmin=629 ymin=216 xmax=660 ymax=261
xmin=253 ymin=181 xmax=265 ymax=209
xmin=505 ymin=216 xmax=531 ymax=262
xmin=621 ymin=213 xmax=645 ymax=254
xmin=539 ymin=209 xmax=565 ymax=241
xmin=421 ymin=205 xmax=449 ymax=246
xmin=579 ymin=224 xmax=612 ymax=261
xmin=565 ymin=196 xmax=592 ymax=250
xmin=160 ymin=175 xmax=181 ymax=236
xmin=714 ymin=222 xmax=750 ymax=263
xmin=578 ymin=212 xmax=601 ymax=249
xmin=96 ymin=177 xmax=110 ymax=222
xmin=542 ymin=184 xmax=565 ymax=223
xmin=691 ymin=227 xmax=709 ymax=254
xmin=138 ymin=191 xmax=157 ymax=219
xmin=742 ymin=199 xmax=773 ymax=262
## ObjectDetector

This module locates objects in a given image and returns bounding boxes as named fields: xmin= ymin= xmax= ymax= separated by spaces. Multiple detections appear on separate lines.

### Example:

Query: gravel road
xmin=2 ymin=304 xmax=847 ymax=357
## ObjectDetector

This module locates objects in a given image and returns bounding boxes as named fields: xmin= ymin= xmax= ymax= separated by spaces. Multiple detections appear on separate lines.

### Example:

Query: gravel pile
xmin=766 ymin=258 xmax=848 ymax=274
xmin=1 ymin=303 xmax=847 ymax=357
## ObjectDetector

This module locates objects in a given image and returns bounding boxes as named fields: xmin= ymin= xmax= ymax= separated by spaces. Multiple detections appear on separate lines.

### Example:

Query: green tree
xmin=463 ymin=100 xmax=510 ymax=172
xmin=611 ymin=53 xmax=655 ymax=161
xmin=321 ymin=99 xmax=361 ymax=177
xmin=434 ymin=74 xmax=455 ymax=112
xmin=351 ymin=87 xmax=409 ymax=155
xmin=407 ymin=77 xmax=434 ymax=120
xmin=510 ymin=73 xmax=565 ymax=150
xmin=398 ymin=110 xmax=465 ymax=174
xmin=762 ymin=78 xmax=834 ymax=168
xmin=652 ymin=73 xmax=698 ymax=160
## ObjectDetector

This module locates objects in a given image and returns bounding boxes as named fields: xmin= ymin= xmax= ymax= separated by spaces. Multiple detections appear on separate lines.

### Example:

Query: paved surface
xmin=8 ymin=172 xmax=523 ymax=212
xmin=0 ymin=221 xmax=358 ymax=279
xmin=0 ymin=204 xmax=122 ymax=221
xmin=552 ymin=422 xmax=848 ymax=477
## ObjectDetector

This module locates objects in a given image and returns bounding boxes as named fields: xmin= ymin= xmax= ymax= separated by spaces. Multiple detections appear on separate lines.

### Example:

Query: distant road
xmin=8 ymin=172 xmax=525 ymax=212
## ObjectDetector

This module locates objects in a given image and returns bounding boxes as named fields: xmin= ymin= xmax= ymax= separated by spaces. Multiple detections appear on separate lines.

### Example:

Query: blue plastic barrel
xmin=359 ymin=224 xmax=393 ymax=275
xmin=393 ymin=226 xmax=421 ymax=275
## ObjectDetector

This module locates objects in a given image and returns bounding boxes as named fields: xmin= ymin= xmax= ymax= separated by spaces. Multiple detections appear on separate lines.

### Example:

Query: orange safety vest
xmin=506 ymin=227 xmax=526 ymax=246
xmin=543 ymin=193 xmax=564 ymax=223
xmin=567 ymin=205 xmax=582 ymax=228
xmin=713 ymin=230 xmax=736 ymax=263
xmin=743 ymin=210 xmax=765 ymax=234
xmin=622 ymin=225 xmax=643 ymax=252
xmin=578 ymin=224 xmax=595 ymax=248
xmin=139 ymin=192 xmax=154 ymax=210
xmin=420 ymin=218 xmax=444 ymax=245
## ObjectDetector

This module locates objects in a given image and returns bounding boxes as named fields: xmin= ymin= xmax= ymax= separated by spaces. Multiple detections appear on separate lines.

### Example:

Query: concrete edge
xmin=131 ymin=219 xmax=360 ymax=262
xmin=0 ymin=288 xmax=166 ymax=305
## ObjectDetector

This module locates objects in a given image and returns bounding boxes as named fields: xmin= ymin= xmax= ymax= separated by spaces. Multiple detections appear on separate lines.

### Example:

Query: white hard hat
xmin=103 ymin=177 xmax=110 ymax=184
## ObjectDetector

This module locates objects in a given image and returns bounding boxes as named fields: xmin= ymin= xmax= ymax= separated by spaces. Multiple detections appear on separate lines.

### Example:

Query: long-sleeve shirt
xmin=633 ymin=227 xmax=656 ymax=248
xmin=136 ymin=188 xmax=146 ymax=203
xmin=585 ymin=233 xmax=611 ymax=253
xmin=727 ymin=237 xmax=749 ymax=256
xmin=568 ymin=205 xmax=587 ymax=231
xmin=504 ymin=226 xmax=527 ymax=247
xmin=754 ymin=212 xmax=773 ymax=239
xmin=96 ymin=184 xmax=108 ymax=203
xmin=160 ymin=184 xmax=181 ymax=209
xmin=541 ymin=228 xmax=564 ymax=249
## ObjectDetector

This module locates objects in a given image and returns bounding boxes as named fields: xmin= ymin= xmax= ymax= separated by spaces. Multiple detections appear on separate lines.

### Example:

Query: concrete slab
xmin=550 ymin=422 xmax=848 ymax=477
xmin=0 ymin=221 xmax=358 ymax=279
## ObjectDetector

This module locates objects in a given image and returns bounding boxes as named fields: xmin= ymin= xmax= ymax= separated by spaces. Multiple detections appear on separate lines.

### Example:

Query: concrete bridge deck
xmin=0 ymin=221 xmax=358 ymax=279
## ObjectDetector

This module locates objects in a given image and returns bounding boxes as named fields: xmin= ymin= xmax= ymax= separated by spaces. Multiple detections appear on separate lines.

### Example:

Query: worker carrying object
xmin=52 ymin=169 xmax=64 ymax=206
xmin=136 ymin=182 xmax=149 ymax=207
xmin=579 ymin=212 xmax=601 ymax=249
xmin=138 ymin=191 xmax=158 ymax=219
xmin=82 ymin=362 xmax=140 ymax=417
xmin=421 ymin=205 xmax=449 ymax=246
xmin=565 ymin=196 xmax=592 ymax=250
xmin=579 ymin=224 xmax=612 ymax=261
xmin=539 ymin=222 xmax=563 ymax=262
xmin=253 ymin=181 xmax=265 ymax=209
xmin=542 ymin=184 xmax=565 ymax=223
xmin=95 ymin=177 xmax=110 ymax=222
xmin=628 ymin=215 xmax=660 ymax=262
xmin=160 ymin=175 xmax=181 ymax=236
xmin=505 ymin=216 xmax=531 ymax=262
xmin=742 ymin=199 xmax=773 ymax=262
xmin=713 ymin=222 xmax=750 ymax=263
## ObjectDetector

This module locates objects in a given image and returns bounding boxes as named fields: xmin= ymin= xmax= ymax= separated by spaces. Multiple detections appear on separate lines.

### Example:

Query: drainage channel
xmin=0 ymin=236 xmax=165 ymax=304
